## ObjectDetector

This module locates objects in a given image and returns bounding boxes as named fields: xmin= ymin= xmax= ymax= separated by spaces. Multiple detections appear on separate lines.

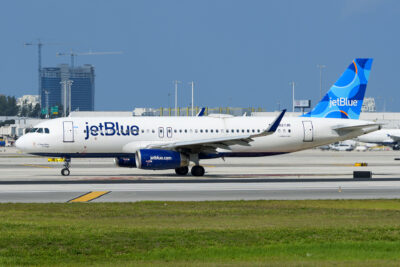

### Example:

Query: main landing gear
xmin=175 ymin=166 xmax=189 ymax=175
xmin=61 ymin=157 xmax=71 ymax=176
xmin=174 ymin=165 xmax=205 ymax=176
xmin=191 ymin=165 xmax=205 ymax=177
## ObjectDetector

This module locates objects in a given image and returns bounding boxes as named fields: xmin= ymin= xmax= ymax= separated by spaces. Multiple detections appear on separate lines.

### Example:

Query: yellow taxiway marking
xmin=69 ymin=191 xmax=110 ymax=203
xmin=48 ymin=158 xmax=65 ymax=162
xmin=21 ymin=164 xmax=52 ymax=169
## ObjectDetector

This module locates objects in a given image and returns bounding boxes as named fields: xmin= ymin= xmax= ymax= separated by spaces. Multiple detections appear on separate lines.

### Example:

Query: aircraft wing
xmin=332 ymin=123 xmax=382 ymax=135
xmin=146 ymin=110 xmax=286 ymax=153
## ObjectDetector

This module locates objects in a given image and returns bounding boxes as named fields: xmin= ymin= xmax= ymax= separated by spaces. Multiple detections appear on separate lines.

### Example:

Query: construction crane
xmin=56 ymin=49 xmax=123 ymax=69
xmin=24 ymin=39 xmax=63 ymax=106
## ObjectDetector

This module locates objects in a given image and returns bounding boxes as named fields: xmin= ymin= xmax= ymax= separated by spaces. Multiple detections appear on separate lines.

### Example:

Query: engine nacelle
xmin=135 ymin=149 xmax=189 ymax=170
xmin=114 ymin=157 xmax=137 ymax=168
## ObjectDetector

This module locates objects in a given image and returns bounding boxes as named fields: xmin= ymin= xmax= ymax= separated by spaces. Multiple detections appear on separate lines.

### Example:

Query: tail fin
xmin=301 ymin=58 xmax=373 ymax=119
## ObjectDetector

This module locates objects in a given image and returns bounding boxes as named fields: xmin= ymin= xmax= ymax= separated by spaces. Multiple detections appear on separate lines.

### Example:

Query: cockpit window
xmin=37 ymin=128 xmax=43 ymax=133
xmin=31 ymin=128 xmax=38 ymax=133
xmin=45 ymin=128 xmax=50 ymax=134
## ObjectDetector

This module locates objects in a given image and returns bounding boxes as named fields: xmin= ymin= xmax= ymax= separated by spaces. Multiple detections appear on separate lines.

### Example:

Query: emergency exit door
xmin=63 ymin=121 xmax=74 ymax=142
xmin=302 ymin=121 xmax=313 ymax=142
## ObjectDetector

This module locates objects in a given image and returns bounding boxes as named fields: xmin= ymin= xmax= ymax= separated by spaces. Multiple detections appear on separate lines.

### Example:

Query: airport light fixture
xmin=290 ymin=81 xmax=295 ymax=112
xmin=173 ymin=80 xmax=181 ymax=116
xmin=189 ymin=81 xmax=194 ymax=116
xmin=317 ymin=64 xmax=326 ymax=100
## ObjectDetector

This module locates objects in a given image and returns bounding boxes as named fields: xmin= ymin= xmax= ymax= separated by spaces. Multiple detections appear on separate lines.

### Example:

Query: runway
xmin=0 ymin=180 xmax=399 ymax=202
xmin=0 ymin=147 xmax=400 ymax=202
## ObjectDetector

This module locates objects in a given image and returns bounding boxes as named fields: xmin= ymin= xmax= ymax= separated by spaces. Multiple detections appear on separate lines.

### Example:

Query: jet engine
xmin=114 ymin=157 xmax=137 ymax=168
xmin=135 ymin=149 xmax=189 ymax=170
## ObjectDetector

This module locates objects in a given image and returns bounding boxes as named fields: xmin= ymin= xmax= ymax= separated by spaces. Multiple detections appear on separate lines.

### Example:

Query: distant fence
xmin=137 ymin=107 xmax=265 ymax=116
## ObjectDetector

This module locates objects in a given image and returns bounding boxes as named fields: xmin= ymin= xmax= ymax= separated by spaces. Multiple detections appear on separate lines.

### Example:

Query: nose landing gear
xmin=61 ymin=158 xmax=71 ymax=176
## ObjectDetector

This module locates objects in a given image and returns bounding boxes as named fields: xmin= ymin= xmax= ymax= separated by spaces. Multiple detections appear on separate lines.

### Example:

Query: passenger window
xmin=200 ymin=129 xmax=203 ymax=133
xmin=242 ymin=129 xmax=245 ymax=133
xmin=205 ymin=129 xmax=208 ymax=133
xmin=179 ymin=129 xmax=182 ymax=133
xmin=257 ymin=129 xmax=260 ymax=133
xmin=231 ymin=129 xmax=234 ymax=133
xmin=216 ymin=129 xmax=219 ymax=133
xmin=184 ymin=129 xmax=187 ymax=133
xmin=45 ymin=128 xmax=50 ymax=134
xmin=252 ymin=129 xmax=255 ymax=133
xmin=174 ymin=129 xmax=177 ymax=133
xmin=288 ymin=129 xmax=291 ymax=133
xmin=152 ymin=129 xmax=155 ymax=133
xmin=210 ymin=129 xmax=213 ymax=133
xmin=141 ymin=130 xmax=144 ymax=133
xmin=236 ymin=129 xmax=239 ymax=133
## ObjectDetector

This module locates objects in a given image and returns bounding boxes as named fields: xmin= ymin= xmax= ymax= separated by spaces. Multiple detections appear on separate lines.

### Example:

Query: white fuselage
xmin=355 ymin=129 xmax=400 ymax=146
xmin=16 ymin=116 xmax=378 ymax=158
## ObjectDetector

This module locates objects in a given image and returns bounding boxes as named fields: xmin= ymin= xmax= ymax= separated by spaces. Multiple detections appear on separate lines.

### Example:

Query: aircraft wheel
xmin=61 ymin=168 xmax=70 ymax=176
xmin=191 ymin=165 xmax=205 ymax=176
xmin=175 ymin=166 xmax=189 ymax=175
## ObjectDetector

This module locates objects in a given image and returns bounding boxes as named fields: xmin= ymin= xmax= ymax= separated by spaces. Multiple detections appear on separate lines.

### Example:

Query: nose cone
xmin=15 ymin=136 xmax=28 ymax=152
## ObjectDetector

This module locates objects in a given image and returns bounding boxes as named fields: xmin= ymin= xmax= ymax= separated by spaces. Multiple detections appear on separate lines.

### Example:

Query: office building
xmin=40 ymin=64 xmax=95 ymax=113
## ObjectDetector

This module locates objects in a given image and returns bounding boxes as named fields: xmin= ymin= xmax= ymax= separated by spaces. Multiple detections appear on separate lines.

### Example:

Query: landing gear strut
xmin=191 ymin=165 xmax=205 ymax=176
xmin=175 ymin=166 xmax=189 ymax=175
xmin=61 ymin=157 xmax=71 ymax=176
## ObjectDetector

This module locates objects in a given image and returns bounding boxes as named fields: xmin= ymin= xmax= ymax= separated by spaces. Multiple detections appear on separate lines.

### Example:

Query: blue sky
xmin=1 ymin=0 xmax=399 ymax=111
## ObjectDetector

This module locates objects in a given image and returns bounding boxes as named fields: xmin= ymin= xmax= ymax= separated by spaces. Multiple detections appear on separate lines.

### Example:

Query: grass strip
xmin=0 ymin=200 xmax=399 ymax=265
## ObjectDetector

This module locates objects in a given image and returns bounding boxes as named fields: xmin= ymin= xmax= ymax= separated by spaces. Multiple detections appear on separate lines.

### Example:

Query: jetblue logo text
xmin=85 ymin=122 xmax=139 ymax=140
xmin=328 ymin=97 xmax=358 ymax=108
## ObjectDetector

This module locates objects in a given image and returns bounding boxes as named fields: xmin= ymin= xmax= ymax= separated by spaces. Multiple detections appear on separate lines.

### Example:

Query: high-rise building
xmin=41 ymin=64 xmax=95 ymax=113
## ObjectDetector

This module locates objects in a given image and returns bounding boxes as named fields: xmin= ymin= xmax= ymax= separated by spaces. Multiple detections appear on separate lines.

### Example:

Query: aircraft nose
xmin=15 ymin=136 xmax=27 ymax=151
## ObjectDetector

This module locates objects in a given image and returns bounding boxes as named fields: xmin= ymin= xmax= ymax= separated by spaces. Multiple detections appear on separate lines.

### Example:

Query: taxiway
xmin=0 ymin=147 xmax=399 ymax=202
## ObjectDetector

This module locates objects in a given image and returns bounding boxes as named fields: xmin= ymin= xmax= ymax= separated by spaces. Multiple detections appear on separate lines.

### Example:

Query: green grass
xmin=1 ymin=200 xmax=400 ymax=266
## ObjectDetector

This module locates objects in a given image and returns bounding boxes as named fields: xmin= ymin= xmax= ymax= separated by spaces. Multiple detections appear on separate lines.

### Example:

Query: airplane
xmin=355 ymin=129 xmax=400 ymax=150
xmin=329 ymin=140 xmax=356 ymax=151
xmin=16 ymin=58 xmax=380 ymax=177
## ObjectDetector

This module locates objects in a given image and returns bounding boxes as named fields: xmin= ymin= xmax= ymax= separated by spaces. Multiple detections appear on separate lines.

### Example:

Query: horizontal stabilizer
xmin=333 ymin=123 xmax=381 ymax=135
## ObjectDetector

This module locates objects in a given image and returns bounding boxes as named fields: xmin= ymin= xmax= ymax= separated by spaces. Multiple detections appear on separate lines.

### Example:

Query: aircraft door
xmin=158 ymin=127 xmax=165 ymax=138
xmin=302 ymin=121 xmax=313 ymax=142
xmin=63 ymin=121 xmax=74 ymax=142
xmin=167 ymin=127 xmax=172 ymax=138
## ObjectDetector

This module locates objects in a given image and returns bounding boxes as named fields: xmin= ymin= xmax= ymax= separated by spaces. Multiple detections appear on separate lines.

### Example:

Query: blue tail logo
xmin=301 ymin=58 xmax=373 ymax=119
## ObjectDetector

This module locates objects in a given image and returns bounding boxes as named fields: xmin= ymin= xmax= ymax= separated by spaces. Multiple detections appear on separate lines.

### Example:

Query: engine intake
xmin=114 ymin=157 xmax=137 ymax=168
xmin=136 ymin=149 xmax=189 ymax=170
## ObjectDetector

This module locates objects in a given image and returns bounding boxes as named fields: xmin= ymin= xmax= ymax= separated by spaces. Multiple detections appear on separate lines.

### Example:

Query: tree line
xmin=0 ymin=94 xmax=66 ymax=118
xmin=0 ymin=95 xmax=40 ymax=117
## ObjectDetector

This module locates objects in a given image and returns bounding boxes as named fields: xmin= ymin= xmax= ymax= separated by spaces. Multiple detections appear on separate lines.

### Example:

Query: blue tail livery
xmin=301 ymin=58 xmax=373 ymax=119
